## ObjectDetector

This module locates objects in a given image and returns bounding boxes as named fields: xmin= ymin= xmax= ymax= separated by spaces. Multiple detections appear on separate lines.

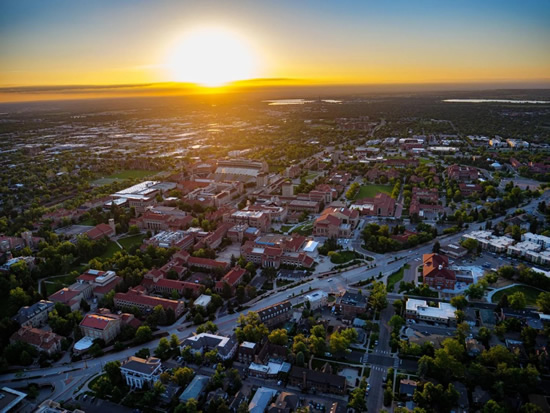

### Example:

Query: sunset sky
xmin=1 ymin=0 xmax=550 ymax=88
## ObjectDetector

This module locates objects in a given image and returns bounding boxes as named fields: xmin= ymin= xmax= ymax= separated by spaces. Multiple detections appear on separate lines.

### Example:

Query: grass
xmin=293 ymin=221 xmax=314 ymax=236
xmin=280 ymin=225 xmax=293 ymax=233
xmin=387 ymin=266 xmax=405 ymax=292
xmin=118 ymin=234 xmax=146 ymax=250
xmin=491 ymin=284 xmax=543 ymax=306
xmin=354 ymin=184 xmax=392 ymax=200
xmin=98 ymin=241 xmax=122 ymax=260
xmin=330 ymin=250 xmax=359 ymax=264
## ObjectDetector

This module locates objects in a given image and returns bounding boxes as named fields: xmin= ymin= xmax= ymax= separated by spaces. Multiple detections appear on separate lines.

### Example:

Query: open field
xmin=355 ymin=184 xmax=392 ymax=200
xmin=491 ymin=284 xmax=543 ymax=306
xmin=387 ymin=265 xmax=406 ymax=292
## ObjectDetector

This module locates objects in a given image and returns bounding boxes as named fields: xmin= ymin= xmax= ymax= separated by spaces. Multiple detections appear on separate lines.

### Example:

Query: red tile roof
xmin=80 ymin=314 xmax=118 ymax=330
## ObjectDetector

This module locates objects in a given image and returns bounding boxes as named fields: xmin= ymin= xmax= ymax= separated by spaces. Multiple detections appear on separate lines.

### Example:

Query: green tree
xmin=154 ymin=337 xmax=172 ymax=360
xmin=508 ymin=291 xmax=526 ymax=310
xmin=450 ymin=295 xmax=468 ymax=310
xmin=268 ymin=328 xmax=288 ymax=345
xmin=536 ymin=291 xmax=550 ymax=314
xmin=134 ymin=325 xmax=153 ymax=344
xmin=104 ymin=361 xmax=122 ymax=386
xmin=172 ymin=367 xmax=194 ymax=386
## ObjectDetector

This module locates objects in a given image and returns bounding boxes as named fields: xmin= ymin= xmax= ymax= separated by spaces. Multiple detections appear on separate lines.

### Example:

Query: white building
xmin=462 ymin=230 xmax=515 ymax=253
xmin=523 ymin=232 xmax=550 ymax=249
xmin=121 ymin=356 xmax=162 ymax=389
xmin=193 ymin=294 xmax=212 ymax=308
xmin=304 ymin=291 xmax=328 ymax=310
xmin=405 ymin=299 xmax=457 ymax=325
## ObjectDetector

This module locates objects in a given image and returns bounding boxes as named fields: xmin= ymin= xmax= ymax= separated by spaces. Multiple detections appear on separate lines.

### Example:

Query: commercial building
xmin=225 ymin=210 xmax=271 ymax=232
xmin=12 ymin=300 xmax=54 ymax=328
xmin=76 ymin=269 xmax=122 ymax=299
xmin=248 ymin=360 xmax=291 ymax=379
xmin=405 ymin=299 xmax=457 ymax=325
xmin=240 ymin=234 xmax=314 ymax=269
xmin=423 ymin=254 xmax=456 ymax=290
xmin=121 ymin=356 xmax=162 ymax=389
xmin=314 ymin=207 xmax=359 ymax=238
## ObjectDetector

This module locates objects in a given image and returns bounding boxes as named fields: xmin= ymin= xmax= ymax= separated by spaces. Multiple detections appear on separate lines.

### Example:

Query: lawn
xmin=118 ymin=234 xmax=146 ymax=250
xmin=293 ymin=221 xmax=314 ymax=236
xmin=280 ymin=225 xmax=293 ymax=233
xmin=106 ymin=169 xmax=157 ymax=180
xmin=387 ymin=265 xmax=408 ymax=292
xmin=330 ymin=250 xmax=359 ymax=264
xmin=354 ymin=184 xmax=392 ymax=200
xmin=491 ymin=284 xmax=543 ymax=307
xmin=98 ymin=241 xmax=122 ymax=260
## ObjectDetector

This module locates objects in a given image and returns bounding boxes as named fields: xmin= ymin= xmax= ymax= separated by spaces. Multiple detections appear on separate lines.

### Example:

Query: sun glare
xmin=165 ymin=27 xmax=257 ymax=87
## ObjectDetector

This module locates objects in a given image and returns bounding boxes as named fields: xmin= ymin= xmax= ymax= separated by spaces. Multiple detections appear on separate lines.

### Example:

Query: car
xmin=367 ymin=383 xmax=371 ymax=390
xmin=327 ymin=279 xmax=333 ymax=283
xmin=374 ymin=340 xmax=379 ymax=345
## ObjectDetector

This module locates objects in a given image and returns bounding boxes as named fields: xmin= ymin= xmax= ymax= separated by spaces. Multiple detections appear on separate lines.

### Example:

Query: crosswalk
xmin=370 ymin=366 xmax=387 ymax=372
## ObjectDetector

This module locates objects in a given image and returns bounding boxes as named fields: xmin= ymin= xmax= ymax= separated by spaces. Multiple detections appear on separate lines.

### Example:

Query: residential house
xmin=121 ymin=356 xmax=162 ymax=389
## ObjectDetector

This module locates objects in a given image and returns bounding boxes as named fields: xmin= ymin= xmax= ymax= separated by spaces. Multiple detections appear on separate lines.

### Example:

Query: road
xmin=2 ymin=189 xmax=548 ymax=404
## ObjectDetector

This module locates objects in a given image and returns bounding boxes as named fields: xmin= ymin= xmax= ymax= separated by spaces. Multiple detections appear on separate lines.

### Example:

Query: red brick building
xmin=423 ymin=253 xmax=456 ymax=290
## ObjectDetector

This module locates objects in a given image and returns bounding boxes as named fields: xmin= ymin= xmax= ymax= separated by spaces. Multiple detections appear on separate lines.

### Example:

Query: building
xmin=304 ymin=291 xmax=328 ymax=310
xmin=186 ymin=181 xmax=242 ymax=208
xmin=0 ymin=387 xmax=28 ymax=413
xmin=131 ymin=209 xmax=192 ymax=232
xmin=12 ymin=300 xmax=54 ymax=328
xmin=462 ymin=230 xmax=515 ymax=253
xmin=440 ymin=243 xmax=468 ymax=259
xmin=114 ymin=288 xmax=185 ymax=317
xmin=257 ymin=301 xmax=292 ymax=328
xmin=110 ymin=181 xmax=176 ymax=214
xmin=48 ymin=282 xmax=93 ymax=311
xmin=76 ymin=269 xmax=122 ymax=299
xmin=79 ymin=313 xmax=121 ymax=344
xmin=314 ymin=207 xmax=359 ymax=238
xmin=121 ymin=356 xmax=162 ymax=389
xmin=336 ymin=290 xmax=367 ymax=317
xmin=282 ymin=182 xmax=294 ymax=197
xmin=446 ymin=164 xmax=479 ymax=182
xmin=268 ymin=391 xmax=299 ymax=413
xmin=405 ymin=299 xmax=457 ymax=325
xmin=350 ymin=193 xmax=396 ymax=217
xmin=423 ymin=254 xmax=456 ymax=290
xmin=193 ymin=294 xmax=212 ymax=308
xmin=523 ymin=232 xmax=550 ymax=249
xmin=180 ymin=374 xmax=209 ymax=402
xmin=241 ymin=235 xmax=314 ymax=269
xmin=181 ymin=333 xmax=238 ymax=360
xmin=459 ymin=183 xmax=483 ymax=197
xmin=10 ymin=326 xmax=63 ymax=356
xmin=288 ymin=366 xmax=347 ymax=395
xmin=225 ymin=210 xmax=271 ymax=232
xmin=215 ymin=266 xmax=247 ymax=294
xmin=214 ymin=159 xmax=269 ymax=184
xmin=85 ymin=220 xmax=115 ymax=241
xmin=249 ymin=360 xmax=291 ymax=379
xmin=248 ymin=387 xmax=277 ymax=413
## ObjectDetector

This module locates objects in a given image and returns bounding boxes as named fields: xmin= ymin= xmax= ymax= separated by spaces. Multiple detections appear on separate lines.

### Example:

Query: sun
xmin=165 ymin=27 xmax=258 ymax=87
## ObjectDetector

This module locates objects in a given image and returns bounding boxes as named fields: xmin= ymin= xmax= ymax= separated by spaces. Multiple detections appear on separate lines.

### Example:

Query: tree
xmin=450 ymin=295 xmax=468 ymax=310
xmin=369 ymin=281 xmax=388 ymax=311
xmin=508 ymin=291 xmax=527 ymax=310
xmin=461 ymin=238 xmax=478 ymax=252
xmin=268 ymin=329 xmax=288 ymax=345
xmin=309 ymin=335 xmax=327 ymax=356
xmin=196 ymin=321 xmax=218 ymax=334
xmin=104 ymin=361 xmax=122 ymax=386
xmin=432 ymin=241 xmax=441 ymax=253
xmin=482 ymin=400 xmax=507 ymax=413
xmin=155 ymin=337 xmax=172 ymax=360
xmin=170 ymin=333 xmax=180 ymax=349
xmin=393 ymin=299 xmax=404 ymax=316
xmin=134 ymin=325 xmax=153 ymax=344
xmin=136 ymin=347 xmax=150 ymax=359
xmin=536 ymin=291 xmax=550 ymax=314
xmin=478 ymin=327 xmax=492 ymax=347
xmin=389 ymin=315 xmax=405 ymax=332
xmin=172 ymin=367 xmax=194 ymax=386
xmin=296 ymin=351 xmax=305 ymax=366
xmin=235 ymin=312 xmax=268 ymax=343
xmin=348 ymin=385 xmax=367 ymax=411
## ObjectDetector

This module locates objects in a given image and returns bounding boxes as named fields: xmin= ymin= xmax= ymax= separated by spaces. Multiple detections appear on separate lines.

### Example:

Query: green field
xmin=98 ymin=241 xmax=122 ymax=260
xmin=330 ymin=250 xmax=359 ymax=264
xmin=118 ymin=234 xmax=146 ymax=250
xmin=387 ymin=266 xmax=405 ymax=292
xmin=355 ymin=184 xmax=392 ymax=200
xmin=491 ymin=285 xmax=543 ymax=307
